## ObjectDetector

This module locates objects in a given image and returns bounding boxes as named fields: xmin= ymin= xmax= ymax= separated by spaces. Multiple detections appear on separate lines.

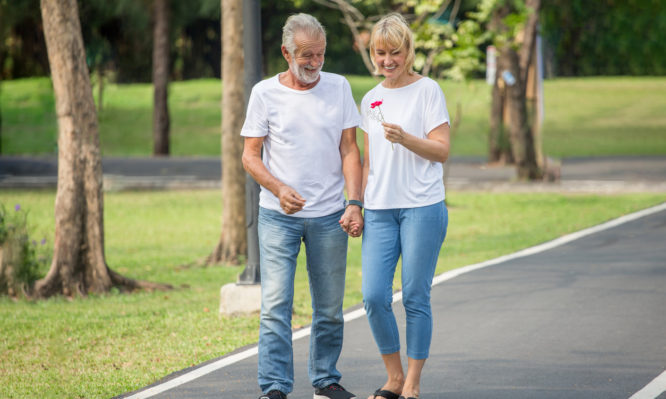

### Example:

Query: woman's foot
xmin=398 ymin=385 xmax=419 ymax=399
xmin=368 ymin=386 xmax=401 ymax=399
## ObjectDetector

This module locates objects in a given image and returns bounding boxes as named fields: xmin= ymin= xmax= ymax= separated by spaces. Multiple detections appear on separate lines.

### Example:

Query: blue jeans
xmin=362 ymin=201 xmax=448 ymax=359
xmin=257 ymin=207 xmax=348 ymax=394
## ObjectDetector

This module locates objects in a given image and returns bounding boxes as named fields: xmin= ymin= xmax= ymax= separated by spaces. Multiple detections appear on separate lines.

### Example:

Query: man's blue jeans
xmin=257 ymin=207 xmax=348 ymax=394
xmin=361 ymin=201 xmax=448 ymax=360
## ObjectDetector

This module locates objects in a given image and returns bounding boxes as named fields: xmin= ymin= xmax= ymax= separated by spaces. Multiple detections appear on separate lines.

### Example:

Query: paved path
xmin=2 ymin=155 xmax=666 ymax=192
xmin=120 ymin=204 xmax=666 ymax=399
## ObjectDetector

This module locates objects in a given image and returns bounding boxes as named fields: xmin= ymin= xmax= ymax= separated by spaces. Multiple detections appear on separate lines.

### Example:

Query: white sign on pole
xmin=486 ymin=45 xmax=497 ymax=85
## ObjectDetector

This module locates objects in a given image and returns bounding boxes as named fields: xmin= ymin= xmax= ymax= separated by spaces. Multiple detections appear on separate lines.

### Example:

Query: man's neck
xmin=279 ymin=69 xmax=320 ymax=91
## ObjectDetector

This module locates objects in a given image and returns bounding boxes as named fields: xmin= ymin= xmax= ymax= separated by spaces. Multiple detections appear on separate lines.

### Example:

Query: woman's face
xmin=373 ymin=41 xmax=408 ymax=79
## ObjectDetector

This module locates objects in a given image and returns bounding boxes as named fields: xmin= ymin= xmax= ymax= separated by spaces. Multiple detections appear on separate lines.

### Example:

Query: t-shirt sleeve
xmin=341 ymin=78 xmax=361 ymax=129
xmin=423 ymin=80 xmax=450 ymax=134
xmin=359 ymin=93 xmax=370 ymax=133
xmin=240 ymin=85 xmax=268 ymax=137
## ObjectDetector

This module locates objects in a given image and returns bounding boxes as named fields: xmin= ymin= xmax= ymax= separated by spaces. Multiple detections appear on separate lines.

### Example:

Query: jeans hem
xmin=378 ymin=345 xmax=401 ymax=355
xmin=406 ymin=350 xmax=429 ymax=360
xmin=314 ymin=378 xmax=341 ymax=390
xmin=263 ymin=383 xmax=291 ymax=395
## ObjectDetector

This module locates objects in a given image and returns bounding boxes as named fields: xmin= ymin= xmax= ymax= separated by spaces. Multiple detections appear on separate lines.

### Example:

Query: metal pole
xmin=237 ymin=0 xmax=262 ymax=285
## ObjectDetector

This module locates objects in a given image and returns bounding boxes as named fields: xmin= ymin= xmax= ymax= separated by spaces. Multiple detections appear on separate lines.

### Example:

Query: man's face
xmin=285 ymin=32 xmax=326 ymax=84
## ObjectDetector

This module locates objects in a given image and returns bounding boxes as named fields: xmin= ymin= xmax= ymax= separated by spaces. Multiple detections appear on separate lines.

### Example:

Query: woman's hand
xmin=382 ymin=122 xmax=407 ymax=145
xmin=339 ymin=206 xmax=364 ymax=237
xmin=381 ymin=121 xmax=450 ymax=163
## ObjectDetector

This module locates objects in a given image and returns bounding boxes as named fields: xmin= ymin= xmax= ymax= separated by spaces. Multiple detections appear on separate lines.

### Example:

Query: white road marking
xmin=628 ymin=370 xmax=666 ymax=399
xmin=123 ymin=201 xmax=666 ymax=398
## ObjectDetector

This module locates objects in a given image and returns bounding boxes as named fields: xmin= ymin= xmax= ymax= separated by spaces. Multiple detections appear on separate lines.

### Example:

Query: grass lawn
xmin=0 ymin=190 xmax=664 ymax=398
xmin=2 ymin=76 xmax=665 ymax=158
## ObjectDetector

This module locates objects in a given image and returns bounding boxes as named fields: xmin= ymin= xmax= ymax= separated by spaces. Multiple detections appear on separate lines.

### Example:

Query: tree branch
xmin=313 ymin=0 xmax=377 ymax=76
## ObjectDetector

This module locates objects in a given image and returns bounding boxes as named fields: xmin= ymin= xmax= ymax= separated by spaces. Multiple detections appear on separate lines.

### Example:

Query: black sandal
xmin=372 ymin=388 xmax=400 ymax=399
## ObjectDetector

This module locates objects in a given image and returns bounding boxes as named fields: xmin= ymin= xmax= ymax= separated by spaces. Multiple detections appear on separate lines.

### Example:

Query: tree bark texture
xmin=207 ymin=0 xmax=246 ymax=265
xmin=152 ymin=0 xmax=170 ymax=156
xmin=502 ymin=49 xmax=540 ymax=180
xmin=37 ymin=0 xmax=170 ymax=297
xmin=519 ymin=0 xmax=541 ymax=84
xmin=488 ymin=50 xmax=514 ymax=165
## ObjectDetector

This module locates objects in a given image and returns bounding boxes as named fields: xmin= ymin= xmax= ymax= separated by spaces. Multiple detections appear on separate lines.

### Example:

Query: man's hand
xmin=339 ymin=205 xmax=363 ymax=237
xmin=278 ymin=185 xmax=306 ymax=214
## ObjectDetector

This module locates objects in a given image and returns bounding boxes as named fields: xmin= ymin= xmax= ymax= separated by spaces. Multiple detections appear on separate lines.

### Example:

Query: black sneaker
xmin=259 ymin=390 xmax=287 ymax=399
xmin=314 ymin=383 xmax=356 ymax=399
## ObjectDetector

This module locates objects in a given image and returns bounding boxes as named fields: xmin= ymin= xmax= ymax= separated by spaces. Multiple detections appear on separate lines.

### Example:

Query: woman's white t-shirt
xmin=360 ymin=77 xmax=450 ymax=210
xmin=241 ymin=72 xmax=361 ymax=217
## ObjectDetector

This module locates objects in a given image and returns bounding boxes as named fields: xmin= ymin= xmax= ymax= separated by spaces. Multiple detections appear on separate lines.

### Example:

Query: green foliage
xmin=0 ymin=203 xmax=48 ymax=296
xmin=426 ymin=19 xmax=487 ymax=80
xmin=2 ymin=0 xmax=666 ymax=81
xmin=541 ymin=0 xmax=666 ymax=76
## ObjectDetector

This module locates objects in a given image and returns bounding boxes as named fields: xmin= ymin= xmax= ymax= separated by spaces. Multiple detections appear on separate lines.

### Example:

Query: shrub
xmin=0 ymin=203 xmax=47 ymax=296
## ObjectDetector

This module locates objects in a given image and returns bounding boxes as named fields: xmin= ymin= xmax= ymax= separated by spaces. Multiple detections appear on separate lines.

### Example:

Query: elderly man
xmin=241 ymin=13 xmax=363 ymax=399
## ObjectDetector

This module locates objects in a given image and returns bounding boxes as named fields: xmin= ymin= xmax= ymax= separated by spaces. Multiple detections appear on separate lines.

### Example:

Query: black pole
xmin=237 ymin=0 xmax=262 ymax=285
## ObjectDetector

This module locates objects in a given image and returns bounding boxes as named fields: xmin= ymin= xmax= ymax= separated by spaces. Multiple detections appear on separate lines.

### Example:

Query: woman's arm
xmin=362 ymin=131 xmax=370 ymax=199
xmin=382 ymin=121 xmax=450 ymax=163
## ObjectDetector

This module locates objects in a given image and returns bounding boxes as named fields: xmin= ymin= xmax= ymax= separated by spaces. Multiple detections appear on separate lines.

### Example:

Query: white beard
xmin=290 ymin=59 xmax=323 ymax=84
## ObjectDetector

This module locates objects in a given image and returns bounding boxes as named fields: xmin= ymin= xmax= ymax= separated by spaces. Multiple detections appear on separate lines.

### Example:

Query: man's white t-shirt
xmin=360 ymin=77 xmax=450 ymax=210
xmin=241 ymin=72 xmax=361 ymax=217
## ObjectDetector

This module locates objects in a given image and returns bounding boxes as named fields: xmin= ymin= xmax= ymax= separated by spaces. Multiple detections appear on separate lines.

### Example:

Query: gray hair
xmin=282 ymin=13 xmax=326 ymax=56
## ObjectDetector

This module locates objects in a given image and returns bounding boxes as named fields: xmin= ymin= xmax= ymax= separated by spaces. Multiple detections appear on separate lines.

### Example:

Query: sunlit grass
xmin=2 ymin=76 xmax=665 ymax=157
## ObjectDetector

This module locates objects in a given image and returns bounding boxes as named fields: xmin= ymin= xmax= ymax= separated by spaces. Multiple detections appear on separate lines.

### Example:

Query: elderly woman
xmin=359 ymin=13 xmax=450 ymax=399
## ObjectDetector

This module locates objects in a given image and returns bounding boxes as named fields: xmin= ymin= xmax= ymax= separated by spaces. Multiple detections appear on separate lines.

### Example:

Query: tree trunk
xmin=489 ymin=52 xmax=514 ymax=164
xmin=488 ymin=71 xmax=505 ymax=163
xmin=207 ymin=0 xmax=246 ymax=265
xmin=0 ymin=81 xmax=3 ymax=154
xmin=503 ymin=49 xmax=540 ymax=180
xmin=488 ymin=0 xmax=541 ymax=178
xmin=96 ymin=65 xmax=104 ymax=113
xmin=36 ymin=0 xmax=171 ymax=298
xmin=152 ymin=0 xmax=170 ymax=156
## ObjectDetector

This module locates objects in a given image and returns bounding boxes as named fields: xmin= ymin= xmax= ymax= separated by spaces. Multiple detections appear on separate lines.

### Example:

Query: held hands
xmin=278 ymin=185 xmax=306 ymax=215
xmin=339 ymin=205 xmax=363 ymax=237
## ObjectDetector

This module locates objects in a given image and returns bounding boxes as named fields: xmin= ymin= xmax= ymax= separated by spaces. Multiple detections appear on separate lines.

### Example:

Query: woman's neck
xmin=382 ymin=71 xmax=419 ymax=89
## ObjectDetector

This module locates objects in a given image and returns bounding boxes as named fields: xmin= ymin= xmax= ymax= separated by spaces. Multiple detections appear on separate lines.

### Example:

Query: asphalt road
xmin=120 ymin=204 xmax=666 ymax=399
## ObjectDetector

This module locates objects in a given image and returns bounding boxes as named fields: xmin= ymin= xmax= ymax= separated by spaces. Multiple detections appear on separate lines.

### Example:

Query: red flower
xmin=368 ymin=99 xmax=394 ymax=150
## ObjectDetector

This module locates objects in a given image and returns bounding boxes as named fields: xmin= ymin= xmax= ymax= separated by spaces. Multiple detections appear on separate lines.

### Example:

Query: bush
xmin=0 ymin=203 xmax=47 ymax=296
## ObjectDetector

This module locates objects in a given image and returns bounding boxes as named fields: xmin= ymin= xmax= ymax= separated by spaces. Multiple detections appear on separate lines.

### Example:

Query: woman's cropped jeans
xmin=257 ymin=207 xmax=348 ymax=395
xmin=362 ymin=201 xmax=448 ymax=359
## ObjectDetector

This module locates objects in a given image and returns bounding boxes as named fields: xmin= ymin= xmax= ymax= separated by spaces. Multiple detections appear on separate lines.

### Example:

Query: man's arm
xmin=242 ymin=137 xmax=306 ymax=215
xmin=338 ymin=127 xmax=363 ymax=237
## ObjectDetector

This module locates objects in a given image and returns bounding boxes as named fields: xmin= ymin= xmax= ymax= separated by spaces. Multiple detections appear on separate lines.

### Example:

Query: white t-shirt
xmin=241 ymin=72 xmax=361 ymax=217
xmin=360 ymin=77 xmax=450 ymax=209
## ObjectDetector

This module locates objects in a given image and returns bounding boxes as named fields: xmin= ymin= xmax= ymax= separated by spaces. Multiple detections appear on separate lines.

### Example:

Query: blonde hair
xmin=369 ymin=13 xmax=415 ymax=76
